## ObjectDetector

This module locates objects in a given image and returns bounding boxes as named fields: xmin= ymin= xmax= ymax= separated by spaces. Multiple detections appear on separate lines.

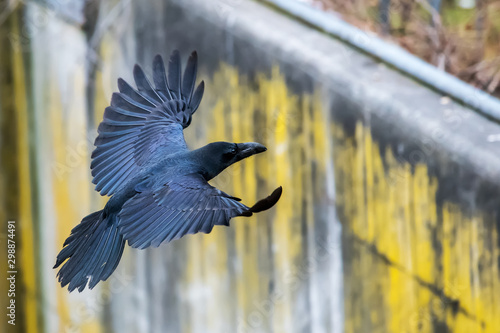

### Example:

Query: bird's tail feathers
xmin=54 ymin=210 xmax=125 ymax=292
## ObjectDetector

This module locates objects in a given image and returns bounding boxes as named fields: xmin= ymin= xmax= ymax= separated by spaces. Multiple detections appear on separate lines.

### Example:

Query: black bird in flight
xmin=54 ymin=50 xmax=282 ymax=292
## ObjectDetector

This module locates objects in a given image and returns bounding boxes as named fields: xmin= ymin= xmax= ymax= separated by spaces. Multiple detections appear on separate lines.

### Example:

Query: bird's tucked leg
xmin=242 ymin=186 xmax=283 ymax=216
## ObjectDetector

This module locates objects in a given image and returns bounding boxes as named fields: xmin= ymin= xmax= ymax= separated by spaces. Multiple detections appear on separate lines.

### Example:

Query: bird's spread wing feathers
xmin=118 ymin=173 xmax=250 ymax=249
xmin=118 ymin=174 xmax=283 ymax=249
xmin=91 ymin=51 xmax=205 ymax=196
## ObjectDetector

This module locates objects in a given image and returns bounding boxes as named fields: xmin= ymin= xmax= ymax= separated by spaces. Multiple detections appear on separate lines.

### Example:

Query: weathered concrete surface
xmin=2 ymin=0 xmax=500 ymax=332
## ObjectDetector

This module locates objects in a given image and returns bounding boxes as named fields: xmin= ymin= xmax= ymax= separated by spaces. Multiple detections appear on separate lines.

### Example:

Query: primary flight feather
xmin=54 ymin=50 xmax=282 ymax=292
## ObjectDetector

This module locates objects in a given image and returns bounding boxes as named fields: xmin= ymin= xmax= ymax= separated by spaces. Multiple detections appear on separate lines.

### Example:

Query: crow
xmin=54 ymin=50 xmax=282 ymax=292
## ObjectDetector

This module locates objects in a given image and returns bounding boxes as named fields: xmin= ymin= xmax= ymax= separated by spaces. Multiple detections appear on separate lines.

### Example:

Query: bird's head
xmin=196 ymin=141 xmax=267 ymax=180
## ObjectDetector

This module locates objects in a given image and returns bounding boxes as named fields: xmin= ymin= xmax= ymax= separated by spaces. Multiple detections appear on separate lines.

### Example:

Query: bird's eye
xmin=230 ymin=146 xmax=238 ymax=155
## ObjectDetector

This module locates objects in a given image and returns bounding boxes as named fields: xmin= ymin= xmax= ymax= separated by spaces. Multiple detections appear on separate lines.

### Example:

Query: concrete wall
xmin=2 ymin=0 xmax=500 ymax=332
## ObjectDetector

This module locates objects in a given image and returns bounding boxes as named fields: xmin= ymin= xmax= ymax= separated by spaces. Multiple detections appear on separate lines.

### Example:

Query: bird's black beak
xmin=237 ymin=142 xmax=267 ymax=160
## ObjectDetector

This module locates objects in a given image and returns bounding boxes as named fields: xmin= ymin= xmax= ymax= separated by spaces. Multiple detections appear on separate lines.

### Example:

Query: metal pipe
xmin=261 ymin=0 xmax=500 ymax=121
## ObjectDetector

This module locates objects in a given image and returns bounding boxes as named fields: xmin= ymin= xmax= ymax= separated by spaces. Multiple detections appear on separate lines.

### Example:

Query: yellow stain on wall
xmin=334 ymin=122 xmax=500 ymax=333
xmin=50 ymin=68 xmax=105 ymax=333
xmin=10 ymin=11 xmax=40 ymax=333
xmin=180 ymin=63 xmax=327 ymax=333
xmin=50 ymin=82 xmax=74 ymax=332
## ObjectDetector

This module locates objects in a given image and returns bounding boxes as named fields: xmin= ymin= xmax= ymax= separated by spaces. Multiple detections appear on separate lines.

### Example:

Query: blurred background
xmin=301 ymin=0 xmax=500 ymax=98
xmin=1 ymin=0 xmax=500 ymax=332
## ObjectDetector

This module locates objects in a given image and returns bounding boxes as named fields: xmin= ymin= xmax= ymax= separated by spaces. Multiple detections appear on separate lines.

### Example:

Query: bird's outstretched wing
xmin=118 ymin=174 xmax=282 ymax=249
xmin=91 ymin=51 xmax=205 ymax=196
